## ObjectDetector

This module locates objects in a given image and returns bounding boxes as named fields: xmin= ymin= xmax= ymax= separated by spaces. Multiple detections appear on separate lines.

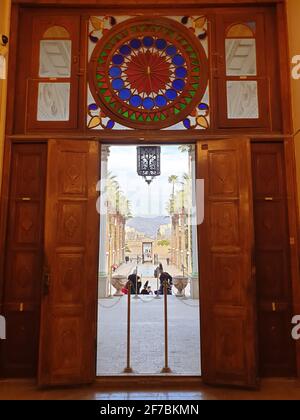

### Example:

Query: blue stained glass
xmin=89 ymin=35 xmax=99 ymax=43
xmin=130 ymin=95 xmax=142 ymax=107
xmin=130 ymin=39 xmax=142 ymax=49
xmin=183 ymin=118 xmax=191 ymax=129
xmin=155 ymin=95 xmax=167 ymax=107
xmin=166 ymin=45 xmax=177 ymax=56
xmin=165 ymin=89 xmax=177 ymax=100
xmin=119 ymin=88 xmax=131 ymax=100
xmin=172 ymin=54 xmax=185 ymax=66
xmin=120 ymin=45 xmax=131 ymax=55
xmin=109 ymin=66 xmax=122 ymax=78
xmin=106 ymin=120 xmax=115 ymax=129
xmin=175 ymin=67 xmax=187 ymax=78
xmin=88 ymin=103 xmax=98 ymax=111
xmin=143 ymin=36 xmax=154 ymax=48
xmin=172 ymin=79 xmax=185 ymax=91
xmin=143 ymin=97 xmax=154 ymax=110
xmin=112 ymin=54 xmax=124 ymax=65
xmin=112 ymin=78 xmax=124 ymax=90
xmin=156 ymin=39 xmax=167 ymax=50
xmin=198 ymin=103 xmax=209 ymax=110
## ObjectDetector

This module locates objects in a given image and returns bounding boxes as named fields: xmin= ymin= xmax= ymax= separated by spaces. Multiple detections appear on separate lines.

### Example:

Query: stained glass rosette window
xmin=87 ymin=16 xmax=210 ymax=130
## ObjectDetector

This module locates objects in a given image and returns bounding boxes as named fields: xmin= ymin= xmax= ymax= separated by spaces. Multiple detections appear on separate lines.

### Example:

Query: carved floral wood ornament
xmin=88 ymin=17 xmax=209 ymax=129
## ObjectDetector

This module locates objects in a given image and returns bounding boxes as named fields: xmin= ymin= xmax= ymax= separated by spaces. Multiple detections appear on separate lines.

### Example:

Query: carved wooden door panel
xmin=251 ymin=143 xmax=296 ymax=377
xmin=38 ymin=140 xmax=99 ymax=386
xmin=197 ymin=137 xmax=257 ymax=388
xmin=1 ymin=143 xmax=46 ymax=377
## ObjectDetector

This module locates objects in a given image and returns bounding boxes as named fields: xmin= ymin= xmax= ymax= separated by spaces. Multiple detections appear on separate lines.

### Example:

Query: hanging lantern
xmin=137 ymin=146 xmax=161 ymax=185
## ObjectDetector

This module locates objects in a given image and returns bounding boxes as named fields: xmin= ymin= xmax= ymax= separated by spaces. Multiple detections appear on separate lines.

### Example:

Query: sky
xmin=103 ymin=145 xmax=191 ymax=217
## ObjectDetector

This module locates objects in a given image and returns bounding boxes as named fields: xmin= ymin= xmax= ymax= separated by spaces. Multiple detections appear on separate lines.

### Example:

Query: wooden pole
xmin=123 ymin=283 xmax=133 ymax=373
xmin=161 ymin=280 xmax=172 ymax=373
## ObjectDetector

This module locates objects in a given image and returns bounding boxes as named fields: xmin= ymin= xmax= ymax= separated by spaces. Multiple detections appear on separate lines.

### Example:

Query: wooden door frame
xmin=1 ymin=135 xmax=300 ymax=382
xmin=1 ymin=0 xmax=300 ymax=383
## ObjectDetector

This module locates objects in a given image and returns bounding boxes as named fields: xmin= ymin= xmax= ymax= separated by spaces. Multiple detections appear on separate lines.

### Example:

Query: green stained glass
xmin=90 ymin=16 xmax=209 ymax=129
xmin=104 ymin=44 xmax=113 ymax=50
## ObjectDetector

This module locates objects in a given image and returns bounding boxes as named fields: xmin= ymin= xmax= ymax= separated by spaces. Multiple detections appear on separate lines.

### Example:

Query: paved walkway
xmin=97 ymin=295 xmax=201 ymax=376
xmin=113 ymin=262 xmax=136 ymax=277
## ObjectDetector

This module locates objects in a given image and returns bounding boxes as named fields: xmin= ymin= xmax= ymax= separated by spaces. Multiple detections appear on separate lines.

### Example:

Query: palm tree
xmin=178 ymin=145 xmax=192 ymax=153
xmin=168 ymin=175 xmax=178 ymax=196
xmin=168 ymin=175 xmax=178 ymax=214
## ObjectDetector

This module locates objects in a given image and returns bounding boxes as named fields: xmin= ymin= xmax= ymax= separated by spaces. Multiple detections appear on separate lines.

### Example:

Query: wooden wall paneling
xmin=284 ymin=137 xmax=300 ymax=377
xmin=0 ymin=139 xmax=12 ymax=312
xmin=5 ymin=4 xmax=19 ymax=135
xmin=252 ymin=142 xmax=296 ymax=376
xmin=265 ymin=7 xmax=282 ymax=132
xmin=197 ymin=137 xmax=258 ymax=388
xmin=38 ymin=139 xmax=99 ymax=386
xmin=276 ymin=1 xmax=293 ymax=134
xmin=11 ymin=0 xmax=283 ymax=6
xmin=0 ymin=143 xmax=47 ymax=377
xmin=79 ymin=14 xmax=89 ymax=133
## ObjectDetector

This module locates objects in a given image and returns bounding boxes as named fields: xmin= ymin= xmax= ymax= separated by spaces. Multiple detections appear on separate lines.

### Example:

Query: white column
xmin=98 ymin=145 xmax=110 ymax=298
xmin=189 ymin=147 xmax=199 ymax=299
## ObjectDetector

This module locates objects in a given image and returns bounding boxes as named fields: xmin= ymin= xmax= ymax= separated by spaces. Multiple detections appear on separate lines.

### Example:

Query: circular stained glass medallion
xmin=89 ymin=17 xmax=209 ymax=129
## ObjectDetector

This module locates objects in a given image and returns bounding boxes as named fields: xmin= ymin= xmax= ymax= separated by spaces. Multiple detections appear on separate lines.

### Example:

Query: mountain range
xmin=126 ymin=216 xmax=171 ymax=238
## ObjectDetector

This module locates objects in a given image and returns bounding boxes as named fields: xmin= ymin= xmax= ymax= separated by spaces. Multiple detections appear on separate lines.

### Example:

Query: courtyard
xmin=97 ymin=262 xmax=201 ymax=376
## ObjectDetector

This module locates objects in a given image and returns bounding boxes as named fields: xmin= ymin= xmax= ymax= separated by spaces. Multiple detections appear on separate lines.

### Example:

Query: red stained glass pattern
xmin=89 ymin=17 xmax=209 ymax=129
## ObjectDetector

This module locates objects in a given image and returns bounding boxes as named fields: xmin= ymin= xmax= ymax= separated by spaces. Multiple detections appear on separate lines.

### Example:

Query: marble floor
xmin=98 ymin=261 xmax=199 ymax=375
xmin=0 ymin=378 xmax=300 ymax=400
xmin=97 ymin=295 xmax=201 ymax=375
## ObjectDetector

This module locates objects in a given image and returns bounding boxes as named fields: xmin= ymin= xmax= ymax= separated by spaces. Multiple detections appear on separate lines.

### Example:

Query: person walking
xmin=154 ymin=263 xmax=163 ymax=279
xmin=154 ymin=263 xmax=164 ymax=297
xmin=156 ymin=271 xmax=173 ymax=295
xmin=127 ymin=271 xmax=141 ymax=294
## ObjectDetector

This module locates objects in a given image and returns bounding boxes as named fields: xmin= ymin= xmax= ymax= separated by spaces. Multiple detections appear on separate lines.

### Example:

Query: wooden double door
xmin=0 ymin=138 xmax=297 ymax=386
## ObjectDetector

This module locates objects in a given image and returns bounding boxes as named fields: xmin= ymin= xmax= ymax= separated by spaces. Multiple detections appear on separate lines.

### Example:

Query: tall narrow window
xmin=37 ymin=26 xmax=71 ymax=121
xmin=216 ymin=14 xmax=269 ymax=129
xmin=225 ymin=22 xmax=259 ymax=119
